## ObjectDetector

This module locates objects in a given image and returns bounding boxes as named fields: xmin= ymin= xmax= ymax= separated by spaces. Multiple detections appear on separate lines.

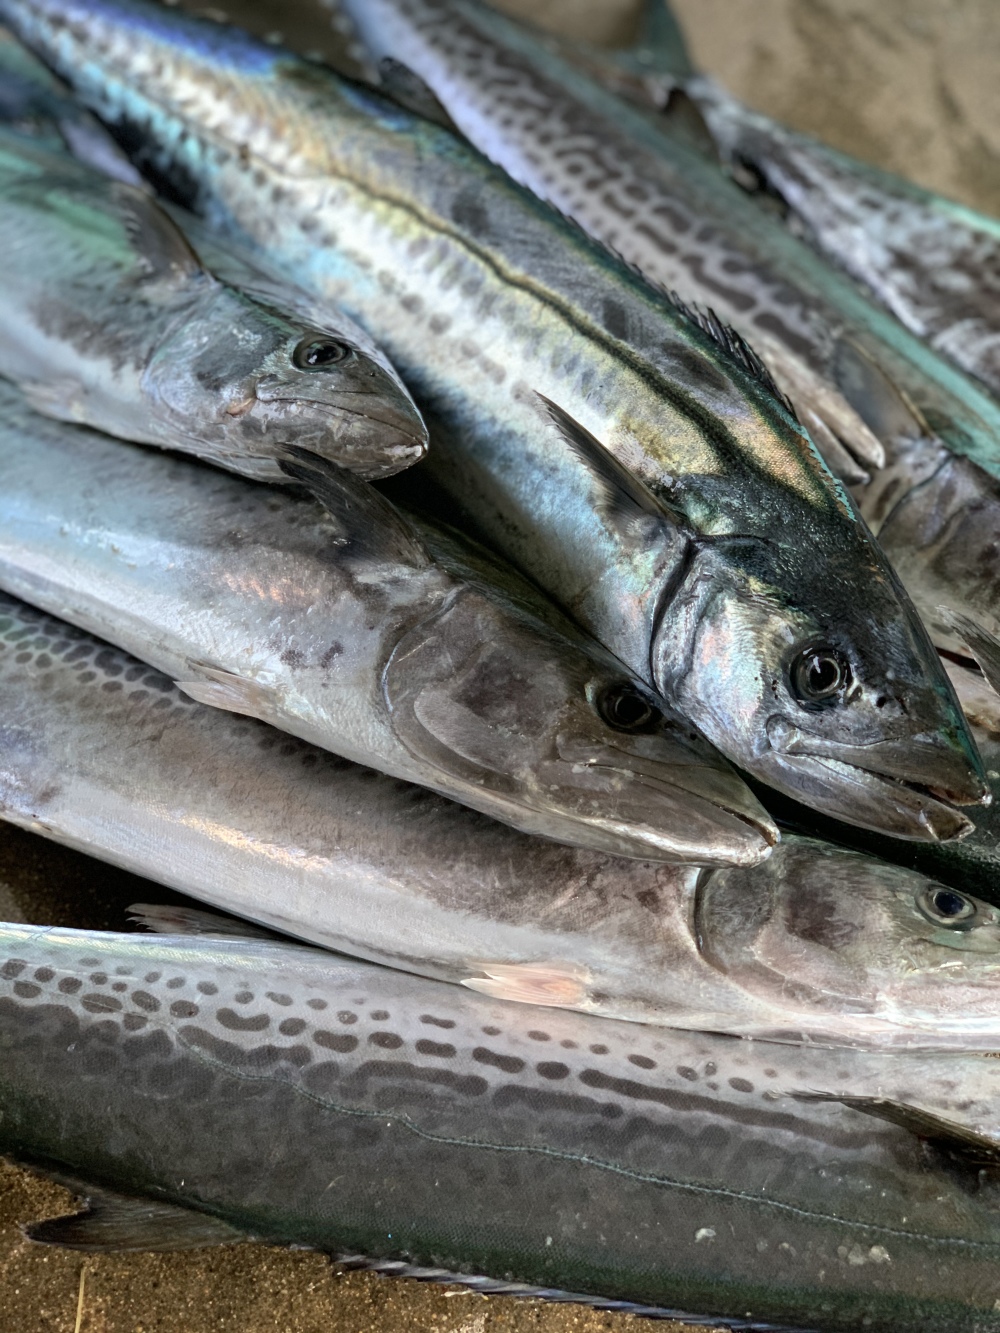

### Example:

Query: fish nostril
xmin=875 ymin=696 xmax=888 ymax=709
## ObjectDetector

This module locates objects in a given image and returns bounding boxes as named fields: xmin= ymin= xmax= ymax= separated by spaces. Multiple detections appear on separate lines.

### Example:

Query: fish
xmin=0 ymin=382 xmax=777 ymax=866
xmin=1 ymin=0 xmax=987 ymax=842
xmin=7 ymin=920 xmax=1000 ymax=1332
xmin=9 ymin=589 xmax=1000 ymax=1049
xmin=0 ymin=127 xmax=428 ymax=481
xmin=330 ymin=0 xmax=1000 ymax=660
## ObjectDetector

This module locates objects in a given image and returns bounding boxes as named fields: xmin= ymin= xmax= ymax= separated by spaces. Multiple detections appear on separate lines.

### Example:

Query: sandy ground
xmin=3 ymin=0 xmax=999 ymax=1329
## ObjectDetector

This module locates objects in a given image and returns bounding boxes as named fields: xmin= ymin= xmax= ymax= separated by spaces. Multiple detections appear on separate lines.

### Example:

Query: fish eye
xmin=598 ymin=683 xmax=659 ymax=732
xmin=790 ymin=644 xmax=850 ymax=705
xmin=293 ymin=337 xmax=353 ymax=370
xmin=916 ymin=885 xmax=979 ymax=930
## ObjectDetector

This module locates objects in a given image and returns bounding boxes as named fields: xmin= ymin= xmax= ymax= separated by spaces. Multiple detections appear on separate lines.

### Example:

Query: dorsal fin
xmin=660 ymin=85 xmax=719 ymax=160
xmin=279 ymin=447 xmax=430 ymax=568
xmin=537 ymin=393 xmax=682 ymax=531
xmin=110 ymin=181 xmax=204 ymax=284
xmin=667 ymin=291 xmax=797 ymax=419
xmin=377 ymin=56 xmax=460 ymax=133
xmin=630 ymin=0 xmax=695 ymax=79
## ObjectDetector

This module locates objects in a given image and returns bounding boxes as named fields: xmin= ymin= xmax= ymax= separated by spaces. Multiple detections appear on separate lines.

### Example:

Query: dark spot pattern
xmin=415 ymin=1039 xmax=456 ymax=1058
xmin=368 ymin=1031 xmax=403 ymax=1050
xmin=314 ymin=1031 xmax=358 ymax=1053
xmin=472 ymin=1047 xmax=525 ymax=1074
xmin=420 ymin=1015 xmax=456 ymax=1029
xmin=216 ymin=1008 xmax=269 ymax=1032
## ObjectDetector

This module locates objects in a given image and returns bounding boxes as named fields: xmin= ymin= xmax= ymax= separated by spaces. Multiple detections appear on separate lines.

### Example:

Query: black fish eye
xmin=916 ymin=885 xmax=978 ymax=929
xmin=293 ymin=337 xmax=352 ymax=369
xmin=598 ymin=683 xmax=658 ymax=732
xmin=790 ymin=644 xmax=850 ymax=704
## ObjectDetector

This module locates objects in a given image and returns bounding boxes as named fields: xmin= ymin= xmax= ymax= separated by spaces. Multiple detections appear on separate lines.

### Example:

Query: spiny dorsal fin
xmin=128 ymin=903 xmax=280 ymax=941
xmin=378 ymin=56 xmax=460 ymax=133
xmin=537 ymin=393 xmax=682 ymax=532
xmin=279 ymin=448 xmax=430 ymax=568
xmin=110 ymin=181 xmax=204 ymax=284
xmin=667 ymin=291 xmax=797 ymax=419
xmin=632 ymin=0 xmax=695 ymax=79
xmin=937 ymin=609 xmax=1000 ymax=698
xmin=24 ymin=1180 xmax=248 ymax=1252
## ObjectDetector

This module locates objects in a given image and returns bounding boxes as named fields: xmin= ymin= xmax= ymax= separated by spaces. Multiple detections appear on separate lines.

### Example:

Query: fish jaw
xmin=382 ymin=587 xmax=777 ymax=865
xmin=654 ymin=540 xmax=988 ymax=839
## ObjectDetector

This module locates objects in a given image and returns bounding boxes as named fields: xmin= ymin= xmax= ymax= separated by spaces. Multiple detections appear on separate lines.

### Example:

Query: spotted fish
xmin=1 ymin=0 xmax=987 ymax=842
xmin=7 ymin=590 xmax=1000 ymax=1048
xmin=332 ymin=0 xmax=1000 ymax=661
xmin=0 ymin=382 xmax=779 ymax=865
xmin=7 ymin=919 xmax=1000 ymax=1331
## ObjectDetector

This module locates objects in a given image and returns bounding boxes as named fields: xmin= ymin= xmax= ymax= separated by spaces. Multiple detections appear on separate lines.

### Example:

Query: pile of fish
xmin=1 ymin=0 xmax=1000 ymax=1328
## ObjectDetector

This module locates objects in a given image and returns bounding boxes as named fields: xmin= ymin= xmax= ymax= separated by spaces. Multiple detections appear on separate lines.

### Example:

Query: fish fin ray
xmin=792 ymin=1092 xmax=1000 ymax=1157
xmin=109 ymin=181 xmax=204 ymax=283
xmin=536 ymin=393 xmax=679 ymax=531
xmin=128 ymin=903 xmax=279 ymax=941
xmin=280 ymin=448 xmax=429 ymax=567
xmin=377 ymin=57 xmax=460 ymax=133
xmin=461 ymin=962 xmax=591 ymax=1009
xmin=666 ymin=294 xmax=797 ymax=419
xmin=25 ymin=1192 xmax=248 ymax=1252
xmin=661 ymin=86 xmax=719 ymax=160
xmin=174 ymin=664 xmax=269 ymax=719
xmin=833 ymin=337 xmax=930 ymax=443
xmin=18 ymin=376 xmax=86 ymax=422
xmin=937 ymin=609 xmax=1000 ymax=698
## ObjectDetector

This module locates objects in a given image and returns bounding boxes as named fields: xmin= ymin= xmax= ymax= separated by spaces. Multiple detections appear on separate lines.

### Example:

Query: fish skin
xmin=1 ymin=0 xmax=987 ymax=841
xmin=8 ymin=591 xmax=1000 ymax=1049
xmin=689 ymin=78 xmax=1000 ymax=404
xmin=0 ymin=383 xmax=779 ymax=865
xmin=6 ymin=924 xmax=1000 ymax=1332
xmin=0 ymin=127 xmax=427 ymax=481
xmin=517 ymin=1 xmax=1000 ymax=656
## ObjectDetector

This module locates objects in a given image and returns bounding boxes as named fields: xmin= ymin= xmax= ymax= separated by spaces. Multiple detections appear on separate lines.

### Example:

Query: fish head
xmin=653 ymin=535 xmax=988 ymax=841
xmin=383 ymin=586 xmax=777 ymax=865
xmin=695 ymin=837 xmax=1000 ymax=1047
xmin=146 ymin=288 xmax=428 ymax=479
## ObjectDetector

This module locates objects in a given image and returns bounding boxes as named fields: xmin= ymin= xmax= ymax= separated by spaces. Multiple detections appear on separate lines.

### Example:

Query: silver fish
xmin=335 ymin=0 xmax=1000 ymax=660
xmin=7 ymin=919 xmax=1000 ymax=1332
xmin=0 ymin=383 xmax=776 ymax=864
xmin=8 ymin=589 xmax=1000 ymax=1049
xmin=0 ymin=128 xmax=427 ymax=480
xmin=2 ymin=0 xmax=987 ymax=842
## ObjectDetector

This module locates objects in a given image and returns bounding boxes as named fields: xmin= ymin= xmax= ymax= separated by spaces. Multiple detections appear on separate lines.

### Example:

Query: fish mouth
xmin=765 ymin=752 xmax=978 ymax=841
xmin=549 ymin=738 xmax=779 ymax=866
xmin=257 ymin=394 xmax=429 ymax=473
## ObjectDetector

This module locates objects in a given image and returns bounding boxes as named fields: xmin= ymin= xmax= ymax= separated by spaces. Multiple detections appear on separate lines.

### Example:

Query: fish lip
xmin=565 ymin=757 xmax=779 ymax=865
xmin=765 ymin=715 xmax=991 ymax=808
xmin=771 ymin=752 xmax=977 ymax=842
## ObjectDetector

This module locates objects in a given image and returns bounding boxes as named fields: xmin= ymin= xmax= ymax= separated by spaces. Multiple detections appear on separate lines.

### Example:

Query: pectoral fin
xmin=174 ymin=664 xmax=270 ymax=719
xmin=18 ymin=376 xmax=86 ymax=423
xmin=110 ymin=181 xmax=204 ymax=284
xmin=280 ymin=448 xmax=429 ymax=567
xmin=937 ymin=609 xmax=1000 ymax=698
xmin=833 ymin=338 xmax=930 ymax=444
xmin=128 ymin=903 xmax=280 ymax=941
xmin=461 ymin=962 xmax=591 ymax=1009
xmin=792 ymin=1092 xmax=1000 ymax=1163
xmin=22 ymin=1174 xmax=248 ymax=1252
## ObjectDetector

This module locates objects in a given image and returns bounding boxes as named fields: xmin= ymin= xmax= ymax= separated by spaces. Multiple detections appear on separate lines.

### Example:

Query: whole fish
xmin=8 ymin=922 xmax=1000 ymax=1332
xmin=331 ymin=0 xmax=1000 ymax=660
xmin=2 ymin=0 xmax=987 ymax=842
xmin=7 ymin=589 xmax=1000 ymax=1048
xmin=0 ymin=384 xmax=775 ymax=865
xmin=0 ymin=128 xmax=427 ymax=481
